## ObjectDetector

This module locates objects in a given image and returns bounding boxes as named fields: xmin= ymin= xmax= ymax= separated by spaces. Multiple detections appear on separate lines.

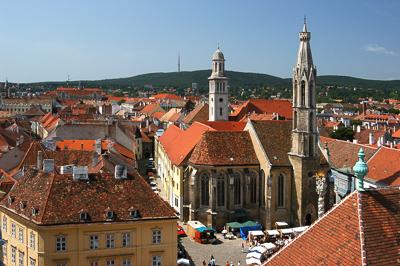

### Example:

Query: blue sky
xmin=0 ymin=0 xmax=399 ymax=82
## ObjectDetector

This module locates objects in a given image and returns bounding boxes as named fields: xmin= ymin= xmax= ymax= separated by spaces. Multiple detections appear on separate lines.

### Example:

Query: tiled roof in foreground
xmin=265 ymin=187 xmax=400 ymax=266
xmin=1 ymin=168 xmax=176 ymax=225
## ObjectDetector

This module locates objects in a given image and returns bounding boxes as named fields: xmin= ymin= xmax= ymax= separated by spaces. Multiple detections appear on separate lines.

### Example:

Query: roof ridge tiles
xmin=38 ymin=172 xmax=56 ymax=223
xmin=357 ymin=192 xmax=368 ymax=266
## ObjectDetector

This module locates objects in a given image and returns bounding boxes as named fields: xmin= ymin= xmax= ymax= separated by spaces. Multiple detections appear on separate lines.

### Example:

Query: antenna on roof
xmin=178 ymin=52 xmax=181 ymax=73
xmin=67 ymin=74 xmax=70 ymax=88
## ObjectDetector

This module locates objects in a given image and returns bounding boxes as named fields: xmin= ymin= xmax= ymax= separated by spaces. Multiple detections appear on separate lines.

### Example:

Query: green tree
xmin=329 ymin=127 xmax=354 ymax=141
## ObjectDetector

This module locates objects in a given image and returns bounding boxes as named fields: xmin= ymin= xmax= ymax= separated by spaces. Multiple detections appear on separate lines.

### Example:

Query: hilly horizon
xmin=25 ymin=70 xmax=400 ymax=91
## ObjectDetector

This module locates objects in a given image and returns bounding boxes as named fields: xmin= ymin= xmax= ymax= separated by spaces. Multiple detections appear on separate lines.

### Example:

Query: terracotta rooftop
xmin=250 ymin=120 xmax=293 ymax=166
xmin=159 ymin=122 xmax=211 ymax=166
xmin=189 ymin=131 xmax=258 ymax=166
xmin=200 ymin=121 xmax=246 ymax=131
xmin=152 ymin=93 xmax=183 ymax=101
xmin=152 ymin=111 xmax=166 ymax=120
xmin=140 ymin=103 xmax=165 ymax=115
xmin=183 ymin=103 xmax=209 ymax=124
xmin=230 ymin=99 xmax=292 ymax=121
xmin=366 ymin=146 xmax=400 ymax=186
xmin=321 ymin=137 xmax=377 ymax=173
xmin=1 ymin=168 xmax=176 ymax=225
xmin=265 ymin=187 xmax=400 ymax=266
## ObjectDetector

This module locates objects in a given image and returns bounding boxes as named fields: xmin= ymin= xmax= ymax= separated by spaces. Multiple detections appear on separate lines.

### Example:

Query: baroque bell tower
xmin=208 ymin=47 xmax=229 ymax=121
xmin=289 ymin=18 xmax=319 ymax=226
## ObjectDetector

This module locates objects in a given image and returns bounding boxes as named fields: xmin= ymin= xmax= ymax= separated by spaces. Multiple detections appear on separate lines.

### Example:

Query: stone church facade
xmin=157 ymin=21 xmax=330 ymax=229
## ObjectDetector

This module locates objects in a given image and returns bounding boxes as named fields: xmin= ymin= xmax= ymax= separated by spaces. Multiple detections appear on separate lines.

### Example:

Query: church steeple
xmin=208 ymin=47 xmax=229 ymax=121
xmin=291 ymin=19 xmax=317 ymax=157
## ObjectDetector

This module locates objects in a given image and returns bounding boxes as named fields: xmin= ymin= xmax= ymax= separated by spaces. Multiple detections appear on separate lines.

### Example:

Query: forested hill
xmin=27 ymin=70 xmax=400 ymax=90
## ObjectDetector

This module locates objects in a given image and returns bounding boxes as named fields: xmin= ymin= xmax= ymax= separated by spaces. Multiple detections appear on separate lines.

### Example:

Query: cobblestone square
xmin=179 ymin=226 xmax=247 ymax=266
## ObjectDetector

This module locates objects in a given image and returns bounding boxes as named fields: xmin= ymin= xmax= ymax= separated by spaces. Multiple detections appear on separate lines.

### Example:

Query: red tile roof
xmin=183 ymin=103 xmax=209 ymax=124
xmin=366 ymin=146 xmax=400 ymax=186
xmin=266 ymin=188 xmax=400 ymax=266
xmin=250 ymin=120 xmax=293 ymax=166
xmin=230 ymin=99 xmax=292 ymax=121
xmin=321 ymin=138 xmax=377 ymax=173
xmin=200 ymin=121 xmax=246 ymax=131
xmin=392 ymin=128 xmax=400 ymax=138
xmin=56 ymin=140 xmax=95 ymax=151
xmin=140 ymin=103 xmax=165 ymax=115
xmin=189 ymin=131 xmax=258 ymax=166
xmin=1 ymin=168 xmax=176 ymax=225
xmin=159 ymin=122 xmax=212 ymax=166
xmin=152 ymin=93 xmax=183 ymax=101
xmin=152 ymin=111 xmax=166 ymax=120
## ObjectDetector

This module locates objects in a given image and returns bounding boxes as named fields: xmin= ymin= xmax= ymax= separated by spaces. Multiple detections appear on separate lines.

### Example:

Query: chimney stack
xmin=369 ymin=132 xmax=375 ymax=145
xmin=37 ymin=151 xmax=43 ymax=170
xmin=92 ymin=153 xmax=99 ymax=167
xmin=43 ymin=159 xmax=55 ymax=173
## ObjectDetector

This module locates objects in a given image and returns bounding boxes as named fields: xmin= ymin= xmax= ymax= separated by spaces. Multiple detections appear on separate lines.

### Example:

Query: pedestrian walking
xmin=203 ymin=259 xmax=206 ymax=266
xmin=226 ymin=261 xmax=230 ymax=266
xmin=241 ymin=242 xmax=244 ymax=252
xmin=238 ymin=261 xmax=241 ymax=266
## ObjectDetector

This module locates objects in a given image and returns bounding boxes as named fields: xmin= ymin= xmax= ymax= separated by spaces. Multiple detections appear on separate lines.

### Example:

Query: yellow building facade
xmin=1 ymin=210 xmax=176 ymax=266
xmin=0 ymin=166 xmax=178 ymax=266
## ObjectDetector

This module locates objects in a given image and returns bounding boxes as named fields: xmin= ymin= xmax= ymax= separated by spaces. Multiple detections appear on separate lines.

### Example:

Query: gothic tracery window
xmin=301 ymin=80 xmax=306 ymax=106
xmin=200 ymin=173 xmax=209 ymax=206
xmin=217 ymin=173 xmax=225 ymax=207
xmin=249 ymin=172 xmax=257 ymax=204
xmin=277 ymin=174 xmax=284 ymax=207
xmin=233 ymin=173 xmax=241 ymax=205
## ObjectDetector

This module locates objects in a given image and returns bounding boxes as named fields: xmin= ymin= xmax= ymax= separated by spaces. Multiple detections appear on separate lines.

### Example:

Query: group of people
xmin=202 ymin=255 xmax=241 ymax=266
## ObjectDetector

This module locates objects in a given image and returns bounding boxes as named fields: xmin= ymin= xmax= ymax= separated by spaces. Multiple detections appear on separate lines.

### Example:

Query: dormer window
xmin=19 ymin=201 xmax=26 ymax=210
xmin=31 ymin=208 xmax=38 ymax=216
xmin=79 ymin=212 xmax=89 ymax=221
xmin=130 ymin=210 xmax=140 ymax=219
xmin=106 ymin=211 xmax=114 ymax=220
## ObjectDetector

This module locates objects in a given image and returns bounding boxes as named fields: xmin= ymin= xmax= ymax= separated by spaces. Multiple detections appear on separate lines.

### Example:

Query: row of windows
xmin=55 ymin=230 xmax=161 ymax=252
xmin=54 ymin=256 xmax=161 ymax=266
xmin=2 ymin=216 xmax=36 ymax=249
xmin=4 ymin=245 xmax=36 ymax=266
xmin=200 ymin=172 xmax=258 ymax=207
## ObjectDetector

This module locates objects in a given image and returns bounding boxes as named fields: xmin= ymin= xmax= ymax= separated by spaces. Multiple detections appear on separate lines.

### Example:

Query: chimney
xmin=362 ymin=102 xmax=367 ymax=115
xmin=114 ymin=165 xmax=127 ymax=179
xmin=369 ymin=132 xmax=375 ymax=145
xmin=37 ymin=151 xmax=43 ymax=170
xmin=92 ymin=153 xmax=99 ymax=167
xmin=43 ymin=159 xmax=55 ymax=173
xmin=95 ymin=139 xmax=102 ymax=155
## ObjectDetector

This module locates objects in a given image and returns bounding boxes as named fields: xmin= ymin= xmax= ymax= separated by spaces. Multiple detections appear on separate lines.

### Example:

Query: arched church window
xmin=309 ymin=135 xmax=313 ymax=156
xmin=301 ymin=80 xmax=306 ymax=106
xmin=217 ymin=173 xmax=225 ymax=207
xmin=277 ymin=174 xmax=284 ymax=207
xmin=309 ymin=82 xmax=313 ymax=106
xmin=200 ymin=173 xmax=209 ymax=206
xmin=294 ymin=111 xmax=297 ymax=129
xmin=294 ymin=80 xmax=298 ymax=106
xmin=260 ymin=170 xmax=265 ymax=207
xmin=249 ymin=172 xmax=257 ymax=204
xmin=219 ymin=108 xmax=222 ymax=116
xmin=233 ymin=173 xmax=241 ymax=205
xmin=219 ymin=63 xmax=222 ymax=72
xmin=309 ymin=112 xmax=313 ymax=132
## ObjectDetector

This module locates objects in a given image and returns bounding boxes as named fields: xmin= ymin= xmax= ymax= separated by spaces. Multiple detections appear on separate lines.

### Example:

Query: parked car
xmin=177 ymin=225 xmax=187 ymax=237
